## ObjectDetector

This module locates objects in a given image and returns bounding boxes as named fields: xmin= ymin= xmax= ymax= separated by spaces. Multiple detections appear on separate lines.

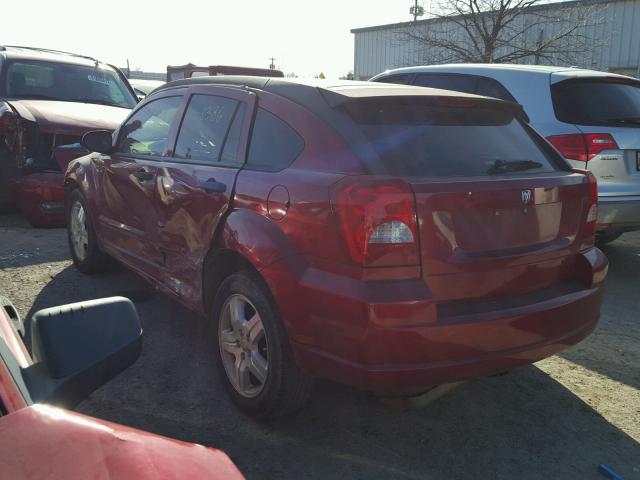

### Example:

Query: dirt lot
xmin=1 ymin=213 xmax=638 ymax=480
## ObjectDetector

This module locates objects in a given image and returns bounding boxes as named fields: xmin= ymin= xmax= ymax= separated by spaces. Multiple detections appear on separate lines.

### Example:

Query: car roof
xmin=0 ymin=46 xmax=110 ymax=69
xmin=156 ymin=75 xmax=516 ymax=116
xmin=154 ymin=75 xmax=523 ymax=155
xmin=373 ymin=64 xmax=637 ymax=83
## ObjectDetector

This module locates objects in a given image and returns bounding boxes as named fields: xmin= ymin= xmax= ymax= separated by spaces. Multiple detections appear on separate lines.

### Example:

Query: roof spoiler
xmin=319 ymin=87 xmax=530 ymax=123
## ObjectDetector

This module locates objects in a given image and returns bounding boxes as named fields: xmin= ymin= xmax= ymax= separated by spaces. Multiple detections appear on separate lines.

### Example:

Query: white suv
xmin=372 ymin=64 xmax=640 ymax=243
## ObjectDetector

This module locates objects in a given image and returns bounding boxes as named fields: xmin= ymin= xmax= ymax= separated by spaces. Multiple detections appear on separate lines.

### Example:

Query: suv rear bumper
xmin=279 ymin=248 xmax=608 ymax=394
xmin=598 ymin=195 xmax=640 ymax=230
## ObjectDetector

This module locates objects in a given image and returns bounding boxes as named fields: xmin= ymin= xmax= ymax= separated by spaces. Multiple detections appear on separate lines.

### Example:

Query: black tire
xmin=211 ymin=270 xmax=313 ymax=418
xmin=66 ymin=189 xmax=108 ymax=273
xmin=596 ymin=230 xmax=623 ymax=245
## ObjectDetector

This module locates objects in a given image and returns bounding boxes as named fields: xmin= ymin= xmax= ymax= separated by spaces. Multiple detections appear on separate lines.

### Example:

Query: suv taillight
xmin=0 ymin=101 xmax=19 ymax=150
xmin=331 ymin=178 xmax=419 ymax=267
xmin=547 ymin=133 xmax=618 ymax=161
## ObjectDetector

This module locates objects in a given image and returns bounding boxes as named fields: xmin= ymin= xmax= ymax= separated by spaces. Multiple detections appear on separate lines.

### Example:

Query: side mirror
xmin=81 ymin=130 xmax=114 ymax=154
xmin=23 ymin=297 xmax=141 ymax=408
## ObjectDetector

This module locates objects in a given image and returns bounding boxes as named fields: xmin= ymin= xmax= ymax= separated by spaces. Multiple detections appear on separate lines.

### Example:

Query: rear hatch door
xmin=550 ymin=76 xmax=640 ymax=197
xmin=342 ymin=94 xmax=592 ymax=304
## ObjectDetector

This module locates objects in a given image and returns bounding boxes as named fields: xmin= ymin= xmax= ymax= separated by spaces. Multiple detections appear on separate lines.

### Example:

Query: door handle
xmin=132 ymin=170 xmax=153 ymax=182
xmin=199 ymin=179 xmax=227 ymax=193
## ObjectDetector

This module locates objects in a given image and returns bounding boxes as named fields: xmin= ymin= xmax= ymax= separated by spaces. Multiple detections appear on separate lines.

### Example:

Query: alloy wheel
xmin=69 ymin=200 xmax=89 ymax=262
xmin=218 ymin=294 xmax=269 ymax=398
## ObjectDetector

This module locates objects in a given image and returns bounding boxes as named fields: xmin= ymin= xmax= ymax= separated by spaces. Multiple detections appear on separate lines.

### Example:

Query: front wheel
xmin=67 ymin=189 xmax=108 ymax=273
xmin=212 ymin=270 xmax=312 ymax=417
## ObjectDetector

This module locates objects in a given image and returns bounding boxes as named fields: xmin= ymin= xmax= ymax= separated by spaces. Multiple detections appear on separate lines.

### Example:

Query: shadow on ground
xmin=25 ymin=262 xmax=640 ymax=480
xmin=558 ymin=234 xmax=640 ymax=391
xmin=0 ymin=215 xmax=68 ymax=269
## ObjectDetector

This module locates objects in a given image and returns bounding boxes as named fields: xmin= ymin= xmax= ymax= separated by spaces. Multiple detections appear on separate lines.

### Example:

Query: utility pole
xmin=410 ymin=0 xmax=424 ymax=22
xmin=268 ymin=57 xmax=276 ymax=70
xmin=534 ymin=29 xmax=544 ymax=65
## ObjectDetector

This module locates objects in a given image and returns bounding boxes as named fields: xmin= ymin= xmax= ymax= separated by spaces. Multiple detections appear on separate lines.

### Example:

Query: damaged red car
xmin=0 ymin=45 xmax=136 ymax=226
xmin=67 ymin=77 xmax=607 ymax=417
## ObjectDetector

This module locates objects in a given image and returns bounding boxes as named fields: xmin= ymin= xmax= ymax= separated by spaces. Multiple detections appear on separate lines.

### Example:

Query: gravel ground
xmin=1 ymin=213 xmax=638 ymax=480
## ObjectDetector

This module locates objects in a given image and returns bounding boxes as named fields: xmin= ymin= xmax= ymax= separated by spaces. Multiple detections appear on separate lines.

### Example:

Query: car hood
xmin=7 ymin=99 xmax=129 ymax=135
xmin=0 ymin=405 xmax=245 ymax=479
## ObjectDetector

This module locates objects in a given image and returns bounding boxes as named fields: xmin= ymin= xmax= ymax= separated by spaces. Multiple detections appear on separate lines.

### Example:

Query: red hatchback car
xmin=65 ymin=77 xmax=608 ymax=417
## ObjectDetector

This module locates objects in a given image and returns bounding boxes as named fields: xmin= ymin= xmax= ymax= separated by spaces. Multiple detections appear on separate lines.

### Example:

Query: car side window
xmin=414 ymin=74 xmax=478 ymax=94
xmin=220 ymin=103 xmax=246 ymax=165
xmin=117 ymin=96 xmax=182 ymax=156
xmin=174 ymin=94 xmax=241 ymax=164
xmin=246 ymin=108 xmax=304 ymax=172
xmin=414 ymin=73 xmax=516 ymax=102
xmin=378 ymin=74 xmax=412 ymax=84
xmin=475 ymin=77 xmax=517 ymax=102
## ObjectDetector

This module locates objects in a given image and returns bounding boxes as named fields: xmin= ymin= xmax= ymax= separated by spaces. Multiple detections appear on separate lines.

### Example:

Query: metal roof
xmin=351 ymin=0 xmax=626 ymax=34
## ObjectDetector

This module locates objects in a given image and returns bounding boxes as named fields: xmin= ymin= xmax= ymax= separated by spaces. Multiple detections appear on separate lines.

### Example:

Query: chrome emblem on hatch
xmin=521 ymin=190 xmax=532 ymax=205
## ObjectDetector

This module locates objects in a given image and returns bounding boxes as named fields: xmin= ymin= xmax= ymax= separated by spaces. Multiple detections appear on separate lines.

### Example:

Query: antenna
xmin=268 ymin=57 xmax=277 ymax=70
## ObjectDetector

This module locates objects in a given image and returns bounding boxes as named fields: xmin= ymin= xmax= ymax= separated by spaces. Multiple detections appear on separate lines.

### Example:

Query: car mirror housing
xmin=22 ymin=297 xmax=142 ymax=408
xmin=82 ymin=130 xmax=114 ymax=154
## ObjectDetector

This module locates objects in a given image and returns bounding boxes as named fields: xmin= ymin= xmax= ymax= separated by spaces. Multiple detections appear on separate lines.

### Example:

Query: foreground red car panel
xmin=66 ymin=77 xmax=607 ymax=416
xmin=0 ymin=46 xmax=135 ymax=226
xmin=0 ymin=405 xmax=244 ymax=480
xmin=0 ymin=297 xmax=244 ymax=479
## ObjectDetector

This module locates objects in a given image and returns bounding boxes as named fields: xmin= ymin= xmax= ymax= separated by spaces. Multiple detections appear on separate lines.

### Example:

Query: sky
xmin=3 ymin=0 xmax=414 ymax=79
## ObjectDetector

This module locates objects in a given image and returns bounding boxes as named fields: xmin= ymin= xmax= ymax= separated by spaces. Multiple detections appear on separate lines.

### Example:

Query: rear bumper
xmin=597 ymin=195 xmax=640 ymax=230
xmin=8 ymin=173 xmax=65 ymax=227
xmin=284 ymin=248 xmax=608 ymax=394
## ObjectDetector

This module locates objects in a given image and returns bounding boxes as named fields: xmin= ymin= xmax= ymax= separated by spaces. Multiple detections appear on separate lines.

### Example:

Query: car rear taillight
xmin=573 ymin=169 xmax=598 ymax=241
xmin=0 ymin=100 xmax=19 ymax=150
xmin=331 ymin=178 xmax=419 ymax=266
xmin=547 ymin=133 xmax=618 ymax=161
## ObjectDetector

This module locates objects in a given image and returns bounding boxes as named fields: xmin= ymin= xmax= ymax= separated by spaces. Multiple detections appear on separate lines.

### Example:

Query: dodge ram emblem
xmin=521 ymin=190 xmax=532 ymax=205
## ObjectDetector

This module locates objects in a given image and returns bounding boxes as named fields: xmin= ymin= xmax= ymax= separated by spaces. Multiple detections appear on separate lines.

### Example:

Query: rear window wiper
xmin=487 ymin=159 xmax=543 ymax=174
xmin=604 ymin=117 xmax=640 ymax=125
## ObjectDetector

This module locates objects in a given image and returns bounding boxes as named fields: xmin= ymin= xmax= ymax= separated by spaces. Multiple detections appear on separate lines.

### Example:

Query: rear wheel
xmin=67 ymin=189 xmax=108 ymax=273
xmin=211 ymin=270 xmax=312 ymax=417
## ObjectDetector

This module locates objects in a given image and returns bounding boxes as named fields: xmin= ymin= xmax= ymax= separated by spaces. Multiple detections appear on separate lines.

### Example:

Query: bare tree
xmin=399 ymin=0 xmax=607 ymax=65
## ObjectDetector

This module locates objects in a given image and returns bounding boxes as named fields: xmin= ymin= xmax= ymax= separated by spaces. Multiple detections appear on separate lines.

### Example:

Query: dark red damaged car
xmin=65 ymin=77 xmax=608 ymax=417
xmin=0 ymin=45 xmax=135 ymax=226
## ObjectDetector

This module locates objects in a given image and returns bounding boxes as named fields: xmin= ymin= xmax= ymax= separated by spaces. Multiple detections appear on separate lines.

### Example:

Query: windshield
xmin=551 ymin=79 xmax=640 ymax=126
xmin=342 ymin=99 xmax=558 ymax=177
xmin=2 ymin=60 xmax=136 ymax=108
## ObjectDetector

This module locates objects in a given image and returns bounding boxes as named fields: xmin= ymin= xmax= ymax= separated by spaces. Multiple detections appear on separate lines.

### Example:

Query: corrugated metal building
xmin=351 ymin=0 xmax=640 ymax=80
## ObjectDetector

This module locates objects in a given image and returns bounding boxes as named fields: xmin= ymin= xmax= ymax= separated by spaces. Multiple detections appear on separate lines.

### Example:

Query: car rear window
xmin=340 ymin=98 xmax=559 ymax=178
xmin=551 ymin=79 xmax=640 ymax=126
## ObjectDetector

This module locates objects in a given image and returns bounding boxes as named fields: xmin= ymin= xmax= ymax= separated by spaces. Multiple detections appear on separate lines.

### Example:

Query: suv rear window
xmin=551 ymin=79 xmax=640 ymax=126
xmin=341 ymin=98 xmax=558 ymax=178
